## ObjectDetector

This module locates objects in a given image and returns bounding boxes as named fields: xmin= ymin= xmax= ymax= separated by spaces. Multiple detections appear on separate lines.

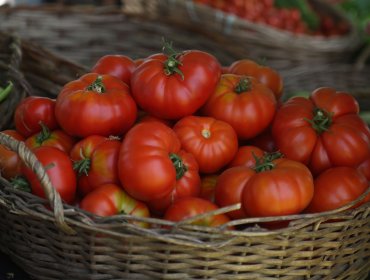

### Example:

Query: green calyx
xmin=234 ymin=77 xmax=252 ymax=93
xmin=253 ymin=151 xmax=283 ymax=173
xmin=86 ymin=76 xmax=106 ymax=94
xmin=10 ymin=176 xmax=31 ymax=193
xmin=35 ymin=123 xmax=51 ymax=145
xmin=0 ymin=81 xmax=13 ymax=103
xmin=162 ymin=39 xmax=184 ymax=80
xmin=305 ymin=108 xmax=333 ymax=134
xmin=169 ymin=153 xmax=187 ymax=180
xmin=73 ymin=157 xmax=91 ymax=177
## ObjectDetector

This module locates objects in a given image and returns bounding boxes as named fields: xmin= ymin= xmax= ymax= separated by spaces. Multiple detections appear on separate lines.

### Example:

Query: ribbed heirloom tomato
xmin=118 ymin=122 xmax=200 ymax=203
xmin=201 ymin=74 xmax=277 ymax=140
xmin=130 ymin=42 xmax=221 ymax=120
xmin=272 ymin=87 xmax=370 ymax=175
xmin=0 ymin=130 xmax=24 ymax=180
xmin=173 ymin=116 xmax=238 ymax=174
xmin=55 ymin=73 xmax=137 ymax=138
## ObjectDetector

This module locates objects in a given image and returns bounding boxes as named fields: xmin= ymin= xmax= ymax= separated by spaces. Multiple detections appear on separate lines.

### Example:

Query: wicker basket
xmin=122 ymin=0 xmax=363 ymax=71
xmin=0 ymin=5 xmax=370 ymax=280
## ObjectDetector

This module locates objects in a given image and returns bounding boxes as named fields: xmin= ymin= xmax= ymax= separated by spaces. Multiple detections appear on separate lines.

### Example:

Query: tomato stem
xmin=169 ymin=153 xmax=187 ymax=180
xmin=162 ymin=39 xmax=184 ymax=80
xmin=0 ymin=81 xmax=13 ymax=103
xmin=305 ymin=108 xmax=333 ymax=134
xmin=234 ymin=77 xmax=251 ymax=93
xmin=10 ymin=176 xmax=31 ymax=192
xmin=253 ymin=151 xmax=283 ymax=173
xmin=201 ymin=129 xmax=211 ymax=139
xmin=73 ymin=158 xmax=91 ymax=176
xmin=86 ymin=76 xmax=106 ymax=93
xmin=36 ymin=122 xmax=51 ymax=145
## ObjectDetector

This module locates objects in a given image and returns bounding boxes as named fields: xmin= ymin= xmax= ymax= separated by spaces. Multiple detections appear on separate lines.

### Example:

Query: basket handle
xmin=0 ymin=132 xmax=75 ymax=235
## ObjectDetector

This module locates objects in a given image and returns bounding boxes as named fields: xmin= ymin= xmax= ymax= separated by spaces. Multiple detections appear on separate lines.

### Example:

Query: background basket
xmin=122 ymin=0 xmax=364 ymax=71
xmin=0 ymin=4 xmax=369 ymax=280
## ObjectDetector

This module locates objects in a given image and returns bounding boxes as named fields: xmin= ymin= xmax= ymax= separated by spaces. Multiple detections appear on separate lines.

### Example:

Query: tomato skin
xmin=228 ymin=145 xmax=264 ymax=168
xmin=131 ymin=50 xmax=221 ymax=120
xmin=80 ymin=183 xmax=150 ymax=228
xmin=247 ymin=126 xmax=277 ymax=153
xmin=228 ymin=59 xmax=284 ymax=100
xmin=272 ymin=88 xmax=370 ymax=175
xmin=25 ymin=129 xmax=76 ymax=154
xmin=14 ymin=96 xmax=58 ymax=138
xmin=91 ymin=55 xmax=135 ymax=86
xmin=146 ymin=150 xmax=201 ymax=215
xmin=164 ymin=197 xmax=232 ymax=227
xmin=242 ymin=158 xmax=314 ymax=217
xmin=215 ymin=166 xmax=254 ymax=220
xmin=173 ymin=116 xmax=238 ymax=174
xmin=119 ymin=122 xmax=200 ymax=202
xmin=0 ymin=130 xmax=25 ymax=179
xmin=55 ymin=73 xmax=137 ymax=138
xmin=21 ymin=146 xmax=76 ymax=204
xmin=201 ymin=74 xmax=276 ymax=140
xmin=305 ymin=167 xmax=370 ymax=213
xmin=199 ymin=174 xmax=218 ymax=203
xmin=70 ymin=136 xmax=121 ymax=197
xmin=358 ymin=157 xmax=370 ymax=181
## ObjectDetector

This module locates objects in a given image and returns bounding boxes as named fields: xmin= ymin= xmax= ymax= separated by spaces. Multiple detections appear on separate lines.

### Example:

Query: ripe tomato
xmin=228 ymin=59 xmax=284 ymax=100
xmin=164 ymin=197 xmax=232 ymax=228
xmin=201 ymin=74 xmax=276 ymax=140
xmin=14 ymin=96 xmax=58 ymax=137
xmin=55 ymin=73 xmax=137 ymax=138
xmin=173 ymin=116 xmax=238 ymax=174
xmin=0 ymin=130 xmax=25 ymax=180
xmin=118 ymin=122 xmax=200 ymax=202
xmin=357 ymin=157 xmax=370 ymax=181
xmin=80 ymin=183 xmax=150 ymax=228
xmin=70 ymin=136 xmax=121 ymax=197
xmin=91 ymin=54 xmax=135 ymax=86
xmin=25 ymin=125 xmax=76 ymax=154
xmin=228 ymin=145 xmax=265 ymax=168
xmin=242 ymin=156 xmax=314 ymax=218
xmin=21 ymin=146 xmax=76 ymax=204
xmin=131 ymin=45 xmax=221 ymax=120
xmin=305 ymin=167 xmax=370 ymax=213
xmin=199 ymin=174 xmax=218 ymax=203
xmin=272 ymin=87 xmax=370 ymax=175
xmin=146 ymin=150 xmax=201 ymax=215
xmin=215 ymin=166 xmax=254 ymax=220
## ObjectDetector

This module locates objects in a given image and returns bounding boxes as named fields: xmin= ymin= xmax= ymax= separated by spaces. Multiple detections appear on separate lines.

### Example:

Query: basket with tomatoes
xmin=0 ymin=27 xmax=369 ymax=279
xmin=123 ymin=0 xmax=362 ymax=71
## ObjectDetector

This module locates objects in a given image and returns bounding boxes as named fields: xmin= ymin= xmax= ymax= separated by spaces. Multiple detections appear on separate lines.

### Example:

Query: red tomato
xmin=228 ymin=145 xmax=265 ymax=168
xmin=173 ymin=116 xmax=238 ymax=174
xmin=146 ymin=150 xmax=201 ymax=215
xmin=118 ymin=122 xmax=200 ymax=202
xmin=164 ymin=197 xmax=232 ymax=228
xmin=0 ymin=130 xmax=25 ymax=180
xmin=21 ymin=146 xmax=76 ymax=204
xmin=70 ymin=136 xmax=121 ymax=197
xmin=25 ymin=126 xmax=76 ymax=154
xmin=91 ymin=54 xmax=135 ymax=86
xmin=228 ymin=59 xmax=284 ymax=100
xmin=272 ymin=88 xmax=370 ymax=175
xmin=199 ymin=174 xmax=218 ymax=203
xmin=201 ymin=74 xmax=276 ymax=140
xmin=55 ymin=73 xmax=137 ymax=138
xmin=215 ymin=166 xmax=254 ymax=220
xmin=131 ymin=46 xmax=221 ymax=120
xmin=305 ymin=167 xmax=370 ymax=213
xmin=80 ymin=183 xmax=150 ymax=228
xmin=14 ymin=96 xmax=58 ymax=137
xmin=357 ymin=157 xmax=370 ymax=181
xmin=242 ymin=157 xmax=314 ymax=218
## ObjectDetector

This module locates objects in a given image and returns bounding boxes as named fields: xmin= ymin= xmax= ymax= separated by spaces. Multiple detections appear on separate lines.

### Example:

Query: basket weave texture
xmin=0 ymin=5 xmax=369 ymax=280
xmin=122 ymin=0 xmax=363 ymax=71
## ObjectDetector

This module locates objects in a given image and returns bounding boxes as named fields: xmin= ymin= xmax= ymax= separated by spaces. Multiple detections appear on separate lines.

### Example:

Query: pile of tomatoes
xmin=0 ymin=42 xmax=369 ymax=230
xmin=194 ymin=0 xmax=350 ymax=36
